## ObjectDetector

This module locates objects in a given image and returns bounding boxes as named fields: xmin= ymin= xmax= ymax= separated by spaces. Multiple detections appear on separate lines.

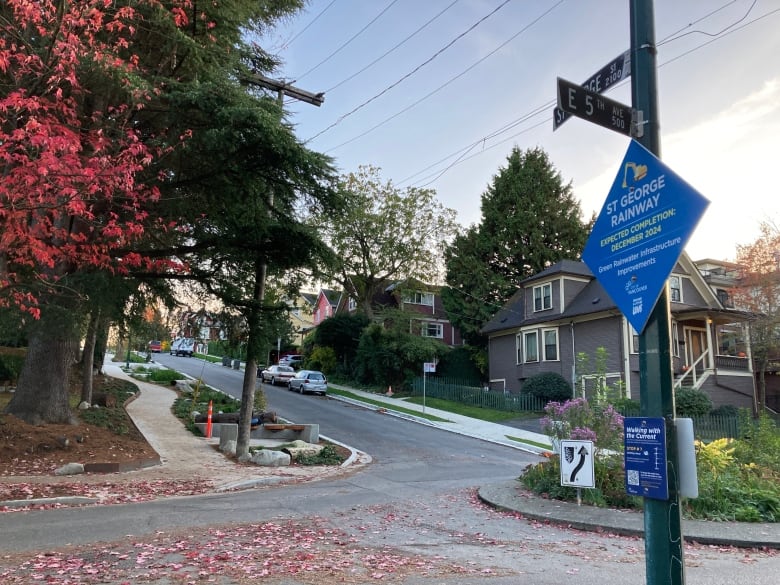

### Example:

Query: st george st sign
xmin=553 ymin=50 xmax=631 ymax=130
xmin=582 ymin=140 xmax=709 ymax=333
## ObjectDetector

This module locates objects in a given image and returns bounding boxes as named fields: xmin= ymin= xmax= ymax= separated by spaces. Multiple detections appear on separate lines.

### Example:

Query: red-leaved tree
xmin=731 ymin=221 xmax=780 ymax=413
xmin=1 ymin=0 xmax=176 ymax=423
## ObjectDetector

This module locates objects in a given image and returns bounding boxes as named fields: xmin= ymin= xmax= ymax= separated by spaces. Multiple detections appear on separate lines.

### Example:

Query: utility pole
xmin=631 ymin=2 xmax=686 ymax=584
xmin=233 ymin=74 xmax=323 ymax=457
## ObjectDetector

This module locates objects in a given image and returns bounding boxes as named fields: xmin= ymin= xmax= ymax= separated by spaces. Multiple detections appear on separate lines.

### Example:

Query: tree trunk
xmin=80 ymin=308 xmax=101 ymax=404
xmin=236 ymin=259 xmax=265 ymax=458
xmin=6 ymin=329 xmax=78 ymax=425
xmin=93 ymin=315 xmax=110 ymax=375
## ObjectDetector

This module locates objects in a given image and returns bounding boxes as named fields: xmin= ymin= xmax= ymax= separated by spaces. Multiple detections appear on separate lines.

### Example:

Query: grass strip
xmin=506 ymin=435 xmax=552 ymax=450
xmin=328 ymin=388 xmax=451 ymax=423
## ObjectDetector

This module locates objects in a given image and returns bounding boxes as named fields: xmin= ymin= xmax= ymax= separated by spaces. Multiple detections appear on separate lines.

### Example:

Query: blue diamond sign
xmin=582 ymin=140 xmax=709 ymax=333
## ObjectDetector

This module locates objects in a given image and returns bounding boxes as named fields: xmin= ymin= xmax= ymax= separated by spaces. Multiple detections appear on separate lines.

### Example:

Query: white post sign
xmin=560 ymin=440 xmax=595 ymax=488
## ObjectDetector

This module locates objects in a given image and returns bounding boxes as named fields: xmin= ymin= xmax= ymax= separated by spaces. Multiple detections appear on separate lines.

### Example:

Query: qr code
xmin=627 ymin=470 xmax=640 ymax=486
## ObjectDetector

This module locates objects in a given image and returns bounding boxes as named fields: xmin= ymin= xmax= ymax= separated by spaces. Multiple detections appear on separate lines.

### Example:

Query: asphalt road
xmin=2 ymin=356 xmax=778 ymax=583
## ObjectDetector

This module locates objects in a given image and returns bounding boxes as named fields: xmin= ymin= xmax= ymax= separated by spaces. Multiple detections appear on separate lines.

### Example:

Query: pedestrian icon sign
xmin=560 ymin=440 xmax=595 ymax=488
xmin=582 ymin=140 xmax=709 ymax=333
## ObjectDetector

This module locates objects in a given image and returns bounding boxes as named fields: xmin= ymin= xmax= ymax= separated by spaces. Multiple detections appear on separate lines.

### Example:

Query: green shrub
xmin=149 ymin=369 xmax=184 ymax=384
xmin=295 ymin=444 xmax=345 ymax=466
xmin=710 ymin=404 xmax=740 ymax=418
xmin=0 ymin=348 xmax=26 ymax=382
xmin=675 ymin=387 xmax=713 ymax=417
xmin=521 ymin=455 xmax=642 ymax=510
xmin=612 ymin=397 xmax=641 ymax=416
xmin=522 ymin=372 xmax=573 ymax=403
xmin=307 ymin=346 xmax=337 ymax=374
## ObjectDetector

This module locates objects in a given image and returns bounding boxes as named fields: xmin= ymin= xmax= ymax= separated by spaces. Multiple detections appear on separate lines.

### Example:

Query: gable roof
xmin=482 ymin=253 xmax=754 ymax=336
xmin=521 ymin=259 xmax=593 ymax=285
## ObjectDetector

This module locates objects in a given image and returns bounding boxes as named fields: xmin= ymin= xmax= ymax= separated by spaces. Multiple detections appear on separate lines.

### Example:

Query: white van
xmin=170 ymin=337 xmax=195 ymax=357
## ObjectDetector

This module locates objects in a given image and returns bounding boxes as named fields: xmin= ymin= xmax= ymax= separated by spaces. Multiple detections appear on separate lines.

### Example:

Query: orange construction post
xmin=206 ymin=400 xmax=213 ymax=438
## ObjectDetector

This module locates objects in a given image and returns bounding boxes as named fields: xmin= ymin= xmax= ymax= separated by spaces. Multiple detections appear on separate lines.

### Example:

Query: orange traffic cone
xmin=206 ymin=400 xmax=213 ymax=438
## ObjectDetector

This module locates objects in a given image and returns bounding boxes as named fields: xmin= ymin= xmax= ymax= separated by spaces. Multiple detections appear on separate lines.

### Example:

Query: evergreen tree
xmin=443 ymin=147 xmax=591 ymax=347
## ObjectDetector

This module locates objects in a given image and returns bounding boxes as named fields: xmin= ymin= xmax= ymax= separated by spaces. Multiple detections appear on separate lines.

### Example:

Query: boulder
xmin=220 ymin=440 xmax=237 ymax=456
xmin=55 ymin=462 xmax=85 ymax=476
xmin=249 ymin=449 xmax=291 ymax=467
xmin=282 ymin=440 xmax=323 ymax=460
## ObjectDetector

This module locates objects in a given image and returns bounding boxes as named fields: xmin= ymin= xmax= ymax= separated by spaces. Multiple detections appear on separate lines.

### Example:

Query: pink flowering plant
xmin=541 ymin=397 xmax=624 ymax=454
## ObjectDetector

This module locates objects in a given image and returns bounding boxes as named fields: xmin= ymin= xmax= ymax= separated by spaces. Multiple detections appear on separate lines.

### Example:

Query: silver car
xmin=287 ymin=370 xmax=328 ymax=395
xmin=260 ymin=365 xmax=296 ymax=386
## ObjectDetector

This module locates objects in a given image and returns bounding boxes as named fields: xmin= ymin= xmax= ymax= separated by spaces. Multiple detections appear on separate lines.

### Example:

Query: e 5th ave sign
xmin=557 ymin=77 xmax=640 ymax=137
xmin=553 ymin=50 xmax=631 ymax=130
xmin=582 ymin=140 xmax=709 ymax=333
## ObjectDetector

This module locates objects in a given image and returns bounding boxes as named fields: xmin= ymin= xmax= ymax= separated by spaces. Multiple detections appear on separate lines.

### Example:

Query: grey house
xmin=482 ymin=254 xmax=757 ymax=410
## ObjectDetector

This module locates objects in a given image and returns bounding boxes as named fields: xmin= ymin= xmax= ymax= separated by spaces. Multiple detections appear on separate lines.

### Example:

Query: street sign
xmin=624 ymin=417 xmax=668 ymax=500
xmin=423 ymin=362 xmax=436 ymax=373
xmin=582 ymin=140 xmax=709 ymax=333
xmin=557 ymin=77 xmax=639 ymax=137
xmin=560 ymin=440 xmax=595 ymax=488
xmin=554 ymin=50 xmax=631 ymax=130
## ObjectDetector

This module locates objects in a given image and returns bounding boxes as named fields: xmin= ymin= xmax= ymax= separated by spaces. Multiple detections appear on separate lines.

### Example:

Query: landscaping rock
xmin=220 ymin=440 xmax=237 ymax=455
xmin=55 ymin=462 xmax=85 ymax=476
xmin=248 ymin=449 xmax=290 ymax=467
xmin=282 ymin=440 xmax=323 ymax=460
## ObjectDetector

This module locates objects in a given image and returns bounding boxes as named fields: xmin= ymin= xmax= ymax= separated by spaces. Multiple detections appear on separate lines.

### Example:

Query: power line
xmin=305 ymin=0 xmax=514 ymax=143
xmin=325 ymin=0 xmax=462 ymax=94
xmin=400 ymin=5 xmax=780 ymax=189
xmin=280 ymin=0 xmax=338 ymax=51
xmin=317 ymin=0 xmax=565 ymax=152
xmin=293 ymin=0 xmax=401 ymax=83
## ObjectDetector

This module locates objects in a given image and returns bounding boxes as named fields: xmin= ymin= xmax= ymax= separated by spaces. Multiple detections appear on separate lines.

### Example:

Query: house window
xmin=669 ymin=275 xmax=682 ymax=303
xmin=421 ymin=321 xmax=443 ymax=338
xmin=630 ymin=324 xmax=639 ymax=354
xmin=672 ymin=322 xmax=680 ymax=357
xmin=523 ymin=331 xmax=539 ymax=363
xmin=348 ymin=297 xmax=357 ymax=311
xmin=542 ymin=328 xmax=558 ymax=361
xmin=315 ymin=308 xmax=320 ymax=323
xmin=405 ymin=291 xmax=434 ymax=306
xmin=533 ymin=283 xmax=552 ymax=312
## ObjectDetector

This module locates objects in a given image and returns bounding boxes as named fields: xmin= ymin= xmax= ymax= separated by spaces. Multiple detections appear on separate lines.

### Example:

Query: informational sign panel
xmin=554 ymin=50 xmax=631 ymax=130
xmin=582 ymin=140 xmax=710 ymax=333
xmin=560 ymin=440 xmax=595 ymax=488
xmin=423 ymin=362 xmax=436 ymax=373
xmin=624 ymin=417 xmax=668 ymax=500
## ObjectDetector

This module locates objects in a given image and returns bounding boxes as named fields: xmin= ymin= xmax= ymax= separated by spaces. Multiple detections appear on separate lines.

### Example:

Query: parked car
xmin=170 ymin=337 xmax=195 ymax=357
xmin=148 ymin=340 xmax=162 ymax=353
xmin=260 ymin=365 xmax=296 ymax=386
xmin=287 ymin=370 xmax=328 ymax=395
xmin=278 ymin=354 xmax=304 ymax=369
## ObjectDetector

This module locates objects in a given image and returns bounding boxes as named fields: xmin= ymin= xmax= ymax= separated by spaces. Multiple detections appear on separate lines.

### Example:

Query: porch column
xmin=705 ymin=318 xmax=715 ymax=369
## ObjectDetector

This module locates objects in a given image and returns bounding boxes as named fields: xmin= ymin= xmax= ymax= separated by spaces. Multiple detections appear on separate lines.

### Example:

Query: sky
xmin=258 ymin=0 xmax=780 ymax=263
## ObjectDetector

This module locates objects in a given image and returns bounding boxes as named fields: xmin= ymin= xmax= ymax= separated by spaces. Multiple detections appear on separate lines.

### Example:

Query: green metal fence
xmin=410 ymin=377 xmax=546 ymax=412
xmin=412 ymin=377 xmax=745 ymax=441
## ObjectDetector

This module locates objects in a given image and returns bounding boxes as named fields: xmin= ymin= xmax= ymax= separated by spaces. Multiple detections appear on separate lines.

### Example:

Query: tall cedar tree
xmin=320 ymin=165 xmax=458 ymax=319
xmin=442 ymin=147 xmax=591 ymax=347
xmin=731 ymin=221 xmax=780 ymax=412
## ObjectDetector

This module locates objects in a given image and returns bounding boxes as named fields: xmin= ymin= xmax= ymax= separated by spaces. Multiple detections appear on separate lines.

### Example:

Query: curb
xmin=477 ymin=481 xmax=780 ymax=550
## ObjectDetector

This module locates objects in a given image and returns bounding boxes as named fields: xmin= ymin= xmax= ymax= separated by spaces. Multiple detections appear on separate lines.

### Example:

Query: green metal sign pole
xmin=631 ymin=2 xmax=686 ymax=584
